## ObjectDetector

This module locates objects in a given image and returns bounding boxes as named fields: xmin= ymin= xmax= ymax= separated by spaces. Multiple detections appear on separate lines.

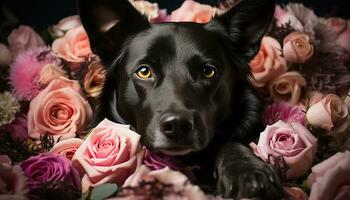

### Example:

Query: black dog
xmin=78 ymin=0 xmax=285 ymax=198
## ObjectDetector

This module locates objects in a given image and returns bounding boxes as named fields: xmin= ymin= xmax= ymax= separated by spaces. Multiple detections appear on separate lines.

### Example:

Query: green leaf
xmin=91 ymin=183 xmax=118 ymax=200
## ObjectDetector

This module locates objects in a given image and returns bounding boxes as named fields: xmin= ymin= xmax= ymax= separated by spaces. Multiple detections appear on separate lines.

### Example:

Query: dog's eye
xmin=135 ymin=65 xmax=153 ymax=79
xmin=201 ymin=64 xmax=217 ymax=79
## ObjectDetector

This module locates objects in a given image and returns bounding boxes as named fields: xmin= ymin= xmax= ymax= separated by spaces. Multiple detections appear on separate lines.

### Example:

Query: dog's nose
xmin=160 ymin=113 xmax=194 ymax=136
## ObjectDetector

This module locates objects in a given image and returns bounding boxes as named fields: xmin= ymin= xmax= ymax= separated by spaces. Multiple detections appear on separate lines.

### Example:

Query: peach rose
xmin=50 ymin=15 xmax=81 ymax=38
xmin=170 ymin=0 xmax=216 ymax=23
xmin=327 ymin=18 xmax=350 ymax=53
xmin=306 ymin=94 xmax=349 ymax=134
xmin=114 ymin=165 xmax=208 ymax=200
xmin=72 ymin=118 xmax=141 ymax=192
xmin=50 ymin=138 xmax=84 ymax=160
xmin=283 ymin=32 xmax=314 ymax=63
xmin=27 ymin=77 xmax=93 ymax=142
xmin=52 ymin=26 xmax=92 ymax=64
xmin=268 ymin=71 xmax=306 ymax=105
xmin=249 ymin=36 xmax=288 ymax=87
xmin=307 ymin=151 xmax=350 ymax=200
xmin=83 ymin=61 xmax=106 ymax=97
xmin=0 ymin=43 xmax=11 ymax=66
xmin=250 ymin=120 xmax=317 ymax=179
xmin=39 ymin=63 xmax=67 ymax=85
xmin=8 ymin=25 xmax=45 ymax=58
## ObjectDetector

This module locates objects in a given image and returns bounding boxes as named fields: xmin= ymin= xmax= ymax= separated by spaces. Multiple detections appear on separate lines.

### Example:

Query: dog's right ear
xmin=78 ymin=0 xmax=150 ymax=64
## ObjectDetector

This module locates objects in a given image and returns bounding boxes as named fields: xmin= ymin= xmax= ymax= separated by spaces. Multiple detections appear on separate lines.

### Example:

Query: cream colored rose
xmin=39 ymin=64 xmax=67 ymax=85
xmin=83 ymin=61 xmax=106 ymax=97
xmin=283 ymin=32 xmax=314 ymax=64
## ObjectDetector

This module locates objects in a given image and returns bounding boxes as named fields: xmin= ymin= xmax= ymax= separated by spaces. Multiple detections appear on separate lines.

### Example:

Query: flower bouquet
xmin=0 ymin=0 xmax=350 ymax=199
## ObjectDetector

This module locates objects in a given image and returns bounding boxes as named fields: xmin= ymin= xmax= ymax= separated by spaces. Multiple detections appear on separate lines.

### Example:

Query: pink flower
xmin=249 ymin=36 xmax=288 ymax=87
xmin=9 ymin=47 xmax=61 ymax=100
xmin=130 ymin=1 xmax=167 ymax=22
xmin=300 ymin=91 xmax=325 ymax=108
xmin=250 ymin=120 xmax=317 ymax=179
xmin=283 ymin=32 xmax=314 ymax=63
xmin=20 ymin=153 xmax=80 ymax=190
xmin=0 ymin=155 xmax=11 ymax=164
xmin=27 ymin=77 xmax=93 ymax=142
xmin=0 ymin=157 xmax=27 ymax=196
xmin=307 ymin=151 xmax=350 ymax=200
xmin=143 ymin=149 xmax=185 ymax=171
xmin=284 ymin=187 xmax=308 ymax=200
xmin=326 ymin=18 xmax=350 ymax=53
xmin=306 ymin=94 xmax=349 ymax=134
xmin=263 ymin=102 xmax=306 ymax=126
xmin=39 ymin=63 xmax=67 ymax=86
xmin=72 ymin=118 xmax=141 ymax=192
xmin=170 ymin=0 xmax=216 ymax=23
xmin=8 ymin=25 xmax=45 ymax=58
xmin=50 ymin=15 xmax=81 ymax=38
xmin=50 ymin=138 xmax=84 ymax=160
xmin=268 ymin=71 xmax=307 ymax=105
xmin=0 ymin=43 xmax=11 ymax=66
xmin=52 ymin=26 xmax=93 ymax=66
xmin=2 ymin=115 xmax=28 ymax=142
xmin=117 ymin=165 xmax=208 ymax=200
xmin=274 ymin=5 xmax=303 ymax=31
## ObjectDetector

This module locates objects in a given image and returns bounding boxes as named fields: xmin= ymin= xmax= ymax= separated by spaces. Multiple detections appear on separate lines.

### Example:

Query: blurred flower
xmin=8 ymin=25 xmax=45 ymax=58
xmin=249 ymin=36 xmax=288 ymax=87
xmin=306 ymin=94 xmax=349 ymax=134
xmin=170 ymin=0 xmax=216 ymax=23
xmin=327 ymin=18 xmax=350 ymax=53
xmin=0 ymin=43 xmax=11 ymax=66
xmin=300 ymin=91 xmax=325 ymax=108
xmin=10 ymin=47 xmax=61 ymax=100
xmin=20 ymin=153 xmax=80 ymax=190
xmin=143 ymin=149 xmax=185 ymax=171
xmin=27 ymin=77 xmax=92 ymax=142
xmin=83 ymin=61 xmax=106 ymax=97
xmin=0 ymin=155 xmax=11 ymax=164
xmin=263 ymin=102 xmax=306 ymax=126
xmin=52 ymin=26 xmax=92 ymax=68
xmin=39 ymin=63 xmax=67 ymax=86
xmin=307 ymin=151 xmax=350 ymax=200
xmin=284 ymin=187 xmax=308 ymax=200
xmin=2 ymin=115 xmax=28 ymax=142
xmin=50 ymin=15 xmax=81 ymax=38
xmin=0 ymin=158 xmax=27 ymax=196
xmin=72 ymin=118 xmax=141 ymax=192
xmin=50 ymin=138 xmax=83 ymax=160
xmin=131 ymin=0 xmax=167 ymax=22
xmin=283 ymin=31 xmax=314 ymax=63
xmin=268 ymin=71 xmax=306 ymax=105
xmin=274 ymin=5 xmax=303 ymax=31
xmin=250 ymin=120 xmax=317 ymax=179
xmin=0 ymin=91 xmax=20 ymax=126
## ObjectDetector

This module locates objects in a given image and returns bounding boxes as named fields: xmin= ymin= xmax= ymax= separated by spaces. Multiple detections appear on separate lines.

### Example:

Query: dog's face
xmin=78 ymin=0 xmax=275 ymax=155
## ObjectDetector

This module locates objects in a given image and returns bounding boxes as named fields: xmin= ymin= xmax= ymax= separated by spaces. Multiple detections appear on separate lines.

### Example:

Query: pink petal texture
xmin=50 ymin=138 xmax=84 ymax=160
xmin=284 ymin=187 xmax=308 ymax=200
xmin=170 ymin=0 xmax=215 ymax=23
xmin=72 ymin=118 xmax=141 ymax=192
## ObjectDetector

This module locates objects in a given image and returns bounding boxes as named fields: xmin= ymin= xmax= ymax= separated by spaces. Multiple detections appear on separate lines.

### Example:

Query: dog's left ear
xmin=206 ymin=0 xmax=276 ymax=61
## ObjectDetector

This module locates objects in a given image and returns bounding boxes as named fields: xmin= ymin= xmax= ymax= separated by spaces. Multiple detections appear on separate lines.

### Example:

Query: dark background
xmin=1 ymin=0 xmax=349 ymax=30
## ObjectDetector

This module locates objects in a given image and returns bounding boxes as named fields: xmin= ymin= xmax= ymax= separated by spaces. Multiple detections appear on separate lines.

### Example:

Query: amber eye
xmin=202 ymin=64 xmax=217 ymax=79
xmin=135 ymin=65 xmax=152 ymax=79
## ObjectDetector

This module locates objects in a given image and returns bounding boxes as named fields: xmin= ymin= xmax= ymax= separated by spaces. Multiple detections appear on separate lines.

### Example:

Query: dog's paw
xmin=217 ymin=162 xmax=285 ymax=199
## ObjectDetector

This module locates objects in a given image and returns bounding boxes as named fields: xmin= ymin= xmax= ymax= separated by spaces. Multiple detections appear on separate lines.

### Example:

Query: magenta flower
xmin=263 ymin=102 xmax=306 ymax=126
xmin=20 ymin=153 xmax=80 ymax=190
xmin=10 ymin=47 xmax=61 ymax=100
xmin=143 ymin=149 xmax=185 ymax=171
xmin=2 ymin=115 xmax=28 ymax=142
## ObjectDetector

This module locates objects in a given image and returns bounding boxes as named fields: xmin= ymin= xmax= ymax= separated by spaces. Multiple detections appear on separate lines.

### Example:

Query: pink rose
xmin=263 ymin=102 xmax=306 ymax=126
xmin=170 ymin=0 xmax=216 ymax=23
xmin=307 ymin=151 xmax=350 ymax=200
xmin=27 ymin=77 xmax=93 ymax=142
xmin=72 ymin=118 xmax=141 ymax=192
xmin=52 ymin=26 xmax=92 ymax=65
xmin=20 ymin=153 xmax=81 ymax=190
xmin=268 ymin=71 xmax=306 ymax=105
xmin=8 ymin=25 xmax=45 ymax=58
xmin=250 ymin=120 xmax=317 ymax=179
xmin=50 ymin=15 xmax=81 ymax=38
xmin=283 ymin=32 xmax=314 ymax=63
xmin=114 ymin=165 xmax=208 ymax=200
xmin=306 ymin=94 xmax=349 ymax=134
xmin=50 ymin=138 xmax=84 ymax=160
xmin=0 ymin=158 xmax=27 ymax=196
xmin=83 ymin=61 xmax=106 ymax=97
xmin=0 ymin=43 xmax=11 ymax=66
xmin=326 ymin=18 xmax=350 ymax=53
xmin=130 ymin=1 xmax=166 ymax=22
xmin=285 ymin=187 xmax=308 ymax=200
xmin=39 ymin=63 xmax=67 ymax=86
xmin=249 ymin=36 xmax=288 ymax=87
xmin=274 ymin=5 xmax=303 ymax=31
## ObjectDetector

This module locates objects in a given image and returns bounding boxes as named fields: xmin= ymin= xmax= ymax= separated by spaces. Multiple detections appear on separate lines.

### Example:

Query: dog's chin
xmin=159 ymin=149 xmax=193 ymax=156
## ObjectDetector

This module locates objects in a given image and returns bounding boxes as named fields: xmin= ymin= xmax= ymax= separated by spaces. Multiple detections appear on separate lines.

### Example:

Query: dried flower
xmin=0 ymin=91 xmax=20 ymax=126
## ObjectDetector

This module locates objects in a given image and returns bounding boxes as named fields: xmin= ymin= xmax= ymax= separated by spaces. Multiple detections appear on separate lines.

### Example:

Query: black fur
xmin=78 ymin=0 xmax=285 ymax=198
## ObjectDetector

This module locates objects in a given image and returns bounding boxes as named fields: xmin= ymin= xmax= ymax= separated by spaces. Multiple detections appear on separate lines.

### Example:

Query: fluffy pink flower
xmin=250 ymin=120 xmax=317 ymax=179
xmin=72 ymin=118 xmax=141 ymax=192
xmin=263 ymin=102 xmax=306 ymax=126
xmin=170 ymin=0 xmax=216 ymax=23
xmin=50 ymin=138 xmax=84 ymax=160
xmin=9 ymin=47 xmax=61 ymax=100
xmin=8 ymin=25 xmax=45 ymax=58
xmin=0 ymin=158 xmax=27 ymax=196
xmin=307 ymin=151 xmax=350 ymax=200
